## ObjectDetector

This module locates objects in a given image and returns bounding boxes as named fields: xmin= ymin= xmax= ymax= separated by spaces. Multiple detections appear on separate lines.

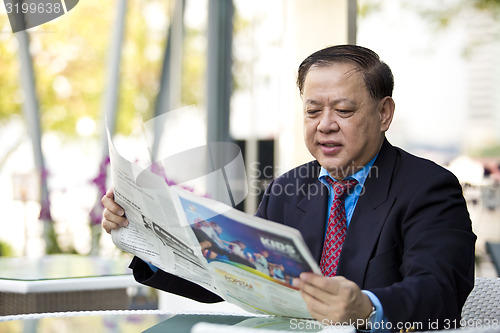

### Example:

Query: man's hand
xmin=101 ymin=188 xmax=128 ymax=234
xmin=294 ymin=273 xmax=373 ymax=327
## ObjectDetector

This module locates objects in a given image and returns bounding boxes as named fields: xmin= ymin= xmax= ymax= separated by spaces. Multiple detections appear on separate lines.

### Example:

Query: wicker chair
xmin=461 ymin=277 xmax=500 ymax=329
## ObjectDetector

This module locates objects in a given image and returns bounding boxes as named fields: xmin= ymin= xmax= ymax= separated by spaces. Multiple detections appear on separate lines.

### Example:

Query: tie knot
xmin=326 ymin=177 xmax=358 ymax=199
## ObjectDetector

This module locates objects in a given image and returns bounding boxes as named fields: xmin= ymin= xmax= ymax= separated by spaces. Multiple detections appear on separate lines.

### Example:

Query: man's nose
xmin=317 ymin=110 xmax=339 ymax=133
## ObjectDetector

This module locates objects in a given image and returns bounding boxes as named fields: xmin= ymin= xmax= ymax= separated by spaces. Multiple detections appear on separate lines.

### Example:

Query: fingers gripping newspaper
xmin=107 ymin=131 xmax=322 ymax=319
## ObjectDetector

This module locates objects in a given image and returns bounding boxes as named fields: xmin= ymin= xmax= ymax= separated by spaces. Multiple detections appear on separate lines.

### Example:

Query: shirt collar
xmin=318 ymin=154 xmax=379 ymax=190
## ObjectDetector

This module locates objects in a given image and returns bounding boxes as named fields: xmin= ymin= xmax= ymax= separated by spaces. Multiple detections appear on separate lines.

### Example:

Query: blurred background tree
xmin=0 ymin=0 xmax=208 ymax=137
xmin=0 ymin=0 xmax=209 ymax=255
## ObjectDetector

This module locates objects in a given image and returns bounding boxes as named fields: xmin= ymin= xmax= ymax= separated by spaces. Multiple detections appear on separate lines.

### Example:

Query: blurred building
xmin=463 ymin=9 xmax=500 ymax=153
xmin=230 ymin=0 xmax=355 ymax=212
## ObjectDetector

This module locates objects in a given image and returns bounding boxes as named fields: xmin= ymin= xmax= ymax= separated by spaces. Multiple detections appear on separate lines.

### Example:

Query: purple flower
xmin=38 ymin=168 xmax=53 ymax=221
xmin=89 ymin=156 xmax=110 ymax=226
xmin=39 ymin=196 xmax=53 ymax=221
xmin=91 ymin=156 xmax=110 ymax=197
xmin=89 ymin=203 xmax=103 ymax=225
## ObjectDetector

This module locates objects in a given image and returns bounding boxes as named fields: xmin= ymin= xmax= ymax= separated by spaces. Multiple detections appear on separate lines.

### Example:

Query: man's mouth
xmin=318 ymin=142 xmax=343 ymax=155
xmin=320 ymin=141 xmax=342 ymax=147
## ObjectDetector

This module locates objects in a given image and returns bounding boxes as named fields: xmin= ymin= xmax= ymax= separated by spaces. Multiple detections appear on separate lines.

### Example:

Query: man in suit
xmin=102 ymin=45 xmax=476 ymax=331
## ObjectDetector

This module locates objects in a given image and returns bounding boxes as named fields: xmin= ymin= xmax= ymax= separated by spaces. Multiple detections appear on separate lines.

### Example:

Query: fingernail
xmin=123 ymin=220 xmax=129 ymax=226
xmin=118 ymin=210 xmax=124 ymax=216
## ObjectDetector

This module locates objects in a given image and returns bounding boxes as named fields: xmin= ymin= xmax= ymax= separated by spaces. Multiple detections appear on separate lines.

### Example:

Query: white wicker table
xmin=0 ymin=254 xmax=138 ymax=316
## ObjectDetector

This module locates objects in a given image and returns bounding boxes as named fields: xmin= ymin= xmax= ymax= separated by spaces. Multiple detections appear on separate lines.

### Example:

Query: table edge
xmin=0 ymin=275 xmax=138 ymax=293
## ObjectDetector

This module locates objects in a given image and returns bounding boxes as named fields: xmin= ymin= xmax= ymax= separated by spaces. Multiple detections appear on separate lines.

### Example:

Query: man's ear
xmin=378 ymin=96 xmax=395 ymax=132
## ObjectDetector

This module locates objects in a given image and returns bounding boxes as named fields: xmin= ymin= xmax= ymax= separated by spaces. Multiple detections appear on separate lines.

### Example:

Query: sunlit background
xmin=0 ymin=0 xmax=500 ymax=279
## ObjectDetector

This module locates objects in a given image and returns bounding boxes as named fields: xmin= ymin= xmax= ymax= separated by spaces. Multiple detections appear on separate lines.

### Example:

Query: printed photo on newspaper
xmin=170 ymin=187 xmax=321 ymax=318
xmin=172 ymin=187 xmax=320 ymax=288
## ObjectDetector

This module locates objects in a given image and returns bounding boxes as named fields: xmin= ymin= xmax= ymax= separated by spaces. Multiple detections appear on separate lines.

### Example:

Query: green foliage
xmin=182 ymin=26 xmax=206 ymax=107
xmin=44 ymin=222 xmax=63 ymax=254
xmin=0 ymin=34 xmax=22 ymax=120
xmin=404 ymin=0 xmax=500 ymax=29
xmin=0 ymin=0 xmax=206 ymax=137
xmin=470 ymin=145 xmax=500 ymax=158
xmin=358 ymin=1 xmax=382 ymax=18
xmin=116 ymin=0 xmax=165 ymax=134
xmin=474 ymin=0 xmax=500 ymax=12
xmin=0 ymin=240 xmax=14 ymax=256
xmin=0 ymin=1 xmax=113 ymax=135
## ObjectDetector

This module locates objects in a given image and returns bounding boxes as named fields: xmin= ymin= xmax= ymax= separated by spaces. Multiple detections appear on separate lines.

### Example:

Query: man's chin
xmin=320 ymin=161 xmax=351 ymax=179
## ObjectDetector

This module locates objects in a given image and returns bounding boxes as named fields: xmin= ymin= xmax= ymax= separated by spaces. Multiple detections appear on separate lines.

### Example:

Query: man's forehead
xmin=304 ymin=97 xmax=357 ymax=106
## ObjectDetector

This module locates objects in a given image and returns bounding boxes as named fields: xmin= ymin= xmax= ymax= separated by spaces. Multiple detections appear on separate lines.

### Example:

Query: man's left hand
xmin=294 ymin=273 xmax=373 ymax=327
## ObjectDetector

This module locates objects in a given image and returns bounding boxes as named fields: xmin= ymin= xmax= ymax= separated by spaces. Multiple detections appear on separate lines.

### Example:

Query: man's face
xmin=302 ymin=63 xmax=392 ymax=179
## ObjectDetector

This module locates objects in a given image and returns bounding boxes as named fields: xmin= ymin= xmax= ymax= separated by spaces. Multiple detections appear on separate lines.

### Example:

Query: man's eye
xmin=306 ymin=110 xmax=320 ymax=115
xmin=337 ymin=110 xmax=353 ymax=115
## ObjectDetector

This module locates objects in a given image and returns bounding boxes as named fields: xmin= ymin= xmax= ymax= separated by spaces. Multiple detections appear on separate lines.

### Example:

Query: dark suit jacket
xmin=130 ymin=139 xmax=476 ymax=330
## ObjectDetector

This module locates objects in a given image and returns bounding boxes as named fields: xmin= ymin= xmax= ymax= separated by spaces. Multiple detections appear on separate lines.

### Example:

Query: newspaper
xmin=107 ymin=128 xmax=321 ymax=319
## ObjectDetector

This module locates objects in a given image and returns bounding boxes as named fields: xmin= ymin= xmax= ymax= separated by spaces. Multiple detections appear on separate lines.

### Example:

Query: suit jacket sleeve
xmin=366 ymin=168 xmax=475 ymax=330
xmin=129 ymin=256 xmax=223 ymax=303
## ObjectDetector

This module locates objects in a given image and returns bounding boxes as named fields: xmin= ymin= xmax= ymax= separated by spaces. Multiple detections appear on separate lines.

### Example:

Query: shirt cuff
xmin=142 ymin=259 xmax=159 ymax=273
xmin=362 ymin=290 xmax=389 ymax=333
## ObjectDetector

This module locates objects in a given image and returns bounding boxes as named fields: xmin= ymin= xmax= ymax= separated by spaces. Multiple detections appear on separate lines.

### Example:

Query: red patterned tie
xmin=320 ymin=178 xmax=358 ymax=277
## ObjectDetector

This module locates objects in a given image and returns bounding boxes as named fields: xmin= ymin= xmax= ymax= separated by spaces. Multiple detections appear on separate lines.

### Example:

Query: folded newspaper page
xmin=107 ymin=127 xmax=321 ymax=319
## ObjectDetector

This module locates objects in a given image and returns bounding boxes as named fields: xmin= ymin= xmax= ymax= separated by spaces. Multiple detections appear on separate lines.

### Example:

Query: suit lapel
xmin=336 ymin=139 xmax=398 ymax=287
xmin=284 ymin=162 xmax=329 ymax=262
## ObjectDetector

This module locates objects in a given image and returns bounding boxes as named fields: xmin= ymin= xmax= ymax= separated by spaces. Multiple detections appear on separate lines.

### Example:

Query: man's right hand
xmin=101 ymin=188 xmax=128 ymax=234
